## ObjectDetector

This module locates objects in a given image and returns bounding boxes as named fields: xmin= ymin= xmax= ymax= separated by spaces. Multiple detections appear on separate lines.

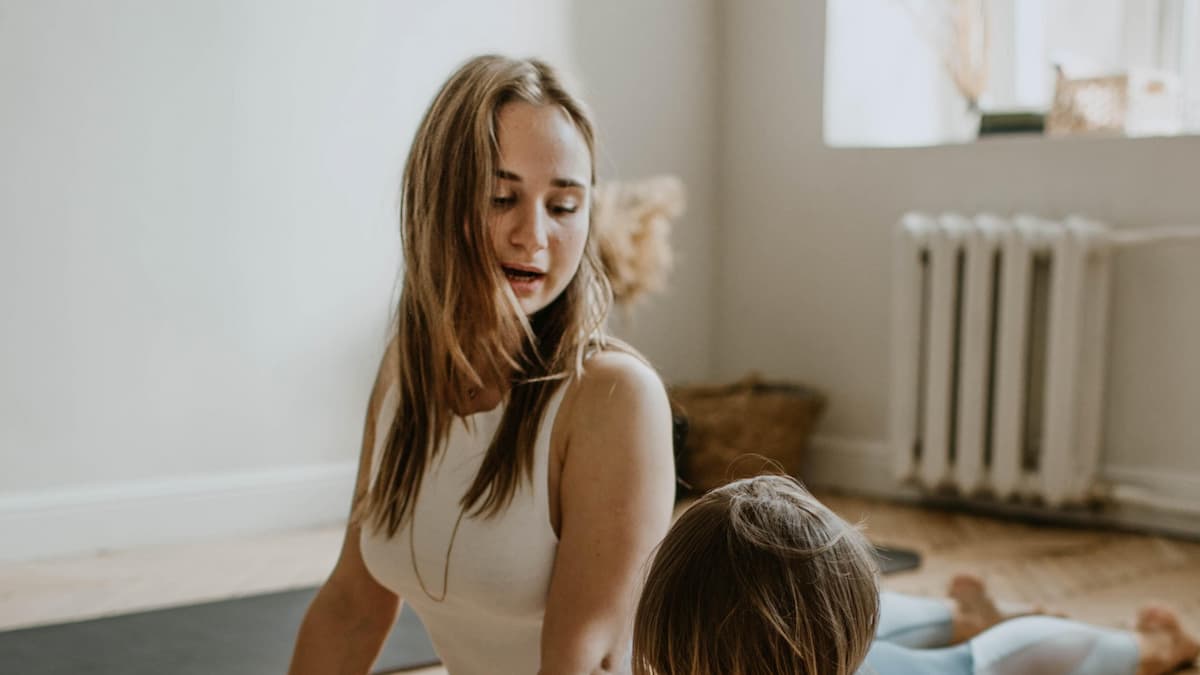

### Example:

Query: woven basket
xmin=670 ymin=374 xmax=826 ymax=493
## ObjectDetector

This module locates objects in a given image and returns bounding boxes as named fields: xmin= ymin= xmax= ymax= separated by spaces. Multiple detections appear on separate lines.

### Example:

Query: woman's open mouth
xmin=502 ymin=264 xmax=546 ymax=294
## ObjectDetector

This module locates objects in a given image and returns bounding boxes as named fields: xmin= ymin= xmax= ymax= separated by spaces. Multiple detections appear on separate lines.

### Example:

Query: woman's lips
xmin=502 ymin=264 xmax=546 ymax=295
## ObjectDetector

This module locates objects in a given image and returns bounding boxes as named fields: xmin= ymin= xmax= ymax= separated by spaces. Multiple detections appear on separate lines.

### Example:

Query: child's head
xmin=633 ymin=475 xmax=879 ymax=675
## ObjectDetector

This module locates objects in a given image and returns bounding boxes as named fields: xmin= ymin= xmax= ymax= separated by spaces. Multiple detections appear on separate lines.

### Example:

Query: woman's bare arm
xmin=288 ymin=344 xmax=402 ymax=675
xmin=539 ymin=351 xmax=676 ymax=675
xmin=287 ymin=524 xmax=399 ymax=674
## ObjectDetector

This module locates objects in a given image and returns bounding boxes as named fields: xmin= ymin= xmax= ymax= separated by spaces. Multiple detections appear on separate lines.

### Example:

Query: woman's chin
xmin=510 ymin=284 xmax=561 ymax=317
xmin=518 ymin=299 xmax=546 ymax=316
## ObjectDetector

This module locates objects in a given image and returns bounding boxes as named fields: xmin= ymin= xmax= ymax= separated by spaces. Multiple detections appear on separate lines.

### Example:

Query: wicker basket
xmin=669 ymin=374 xmax=826 ymax=493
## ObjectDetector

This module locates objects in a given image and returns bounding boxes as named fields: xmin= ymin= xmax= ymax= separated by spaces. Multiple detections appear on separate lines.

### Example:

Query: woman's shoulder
xmin=577 ymin=346 xmax=663 ymax=396
xmin=552 ymin=345 xmax=675 ymax=496
xmin=562 ymin=346 xmax=670 ymax=434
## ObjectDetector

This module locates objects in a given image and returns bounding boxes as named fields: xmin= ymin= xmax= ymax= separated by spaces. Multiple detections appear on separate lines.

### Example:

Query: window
xmin=824 ymin=0 xmax=1200 ymax=147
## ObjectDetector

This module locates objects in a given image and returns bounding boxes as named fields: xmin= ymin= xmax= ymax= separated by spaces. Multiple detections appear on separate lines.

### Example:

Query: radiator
xmin=888 ymin=213 xmax=1113 ymax=507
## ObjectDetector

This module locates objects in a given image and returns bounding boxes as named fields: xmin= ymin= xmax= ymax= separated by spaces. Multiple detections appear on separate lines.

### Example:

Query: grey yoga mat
xmin=0 ymin=587 xmax=438 ymax=675
xmin=0 ymin=550 xmax=919 ymax=674
xmin=875 ymin=545 xmax=922 ymax=574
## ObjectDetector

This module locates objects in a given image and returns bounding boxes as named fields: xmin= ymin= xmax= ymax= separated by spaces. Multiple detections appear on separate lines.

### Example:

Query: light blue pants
xmin=862 ymin=592 xmax=1140 ymax=675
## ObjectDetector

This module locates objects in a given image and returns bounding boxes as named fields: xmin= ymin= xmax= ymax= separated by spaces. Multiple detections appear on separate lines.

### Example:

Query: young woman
xmin=633 ymin=475 xmax=1200 ymax=675
xmin=288 ymin=55 xmax=676 ymax=674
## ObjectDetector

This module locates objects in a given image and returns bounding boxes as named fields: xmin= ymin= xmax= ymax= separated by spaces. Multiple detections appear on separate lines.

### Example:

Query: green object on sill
xmin=979 ymin=111 xmax=1047 ymax=136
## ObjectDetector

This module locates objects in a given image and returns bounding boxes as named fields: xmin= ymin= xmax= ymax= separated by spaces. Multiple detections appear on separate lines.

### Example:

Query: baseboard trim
xmin=0 ymin=462 xmax=357 ymax=563
xmin=1103 ymin=464 xmax=1200 ymax=514
xmin=801 ymin=436 xmax=912 ymax=499
xmin=803 ymin=436 xmax=1200 ymax=540
xmin=9 ymin=444 xmax=1198 ymax=563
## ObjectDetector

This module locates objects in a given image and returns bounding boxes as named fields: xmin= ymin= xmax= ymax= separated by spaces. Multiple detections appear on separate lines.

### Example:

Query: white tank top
xmin=359 ymin=382 xmax=567 ymax=675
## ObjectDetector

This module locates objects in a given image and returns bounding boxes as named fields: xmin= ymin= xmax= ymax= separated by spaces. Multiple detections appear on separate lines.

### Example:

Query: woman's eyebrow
xmin=495 ymin=169 xmax=585 ymax=189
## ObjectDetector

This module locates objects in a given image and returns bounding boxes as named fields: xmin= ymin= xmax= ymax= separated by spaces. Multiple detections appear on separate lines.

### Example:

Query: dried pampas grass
xmin=592 ymin=175 xmax=684 ymax=306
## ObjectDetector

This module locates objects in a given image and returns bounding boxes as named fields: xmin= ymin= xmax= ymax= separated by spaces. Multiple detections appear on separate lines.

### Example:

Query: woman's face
xmin=488 ymin=101 xmax=591 ymax=316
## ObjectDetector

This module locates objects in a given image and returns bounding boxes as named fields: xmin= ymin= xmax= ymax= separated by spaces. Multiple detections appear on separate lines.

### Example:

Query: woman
xmin=633 ymin=475 xmax=1200 ymax=675
xmin=288 ymin=55 xmax=676 ymax=674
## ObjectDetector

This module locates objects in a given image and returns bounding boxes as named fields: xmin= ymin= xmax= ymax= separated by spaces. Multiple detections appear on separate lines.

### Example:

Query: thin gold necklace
xmin=409 ymin=507 xmax=467 ymax=602
xmin=408 ymin=386 xmax=480 ymax=602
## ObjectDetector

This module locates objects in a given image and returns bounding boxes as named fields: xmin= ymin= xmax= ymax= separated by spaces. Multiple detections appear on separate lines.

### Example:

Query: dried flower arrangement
xmin=592 ymin=175 xmax=684 ymax=306
xmin=898 ymin=0 xmax=991 ymax=109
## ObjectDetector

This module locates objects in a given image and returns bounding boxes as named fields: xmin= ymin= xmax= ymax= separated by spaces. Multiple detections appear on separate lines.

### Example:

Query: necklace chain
xmin=410 ymin=388 xmax=483 ymax=602
xmin=409 ymin=507 xmax=467 ymax=603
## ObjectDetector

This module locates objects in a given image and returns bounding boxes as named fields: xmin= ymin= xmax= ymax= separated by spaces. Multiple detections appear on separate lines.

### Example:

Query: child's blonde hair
xmin=633 ymin=475 xmax=880 ymax=675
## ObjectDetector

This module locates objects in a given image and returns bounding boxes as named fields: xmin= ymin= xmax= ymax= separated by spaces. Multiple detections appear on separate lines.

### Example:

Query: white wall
xmin=717 ymin=1 xmax=1200 ymax=491
xmin=0 ymin=0 xmax=722 ymax=560
xmin=7 ymin=0 xmax=1197 ymax=560
xmin=569 ymin=0 xmax=719 ymax=383
xmin=0 ymin=0 xmax=579 ymax=557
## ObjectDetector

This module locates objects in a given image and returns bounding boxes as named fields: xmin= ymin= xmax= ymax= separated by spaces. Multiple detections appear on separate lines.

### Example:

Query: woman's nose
xmin=510 ymin=203 xmax=549 ymax=253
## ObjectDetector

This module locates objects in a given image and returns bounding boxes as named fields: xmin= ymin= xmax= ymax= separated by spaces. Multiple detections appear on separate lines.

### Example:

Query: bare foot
xmin=947 ymin=574 xmax=1052 ymax=643
xmin=1135 ymin=605 xmax=1199 ymax=675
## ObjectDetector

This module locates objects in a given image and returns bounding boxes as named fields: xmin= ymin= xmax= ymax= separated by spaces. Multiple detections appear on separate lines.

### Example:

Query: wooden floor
xmin=821 ymin=491 xmax=1200 ymax=674
xmin=2 ymin=492 xmax=1198 ymax=674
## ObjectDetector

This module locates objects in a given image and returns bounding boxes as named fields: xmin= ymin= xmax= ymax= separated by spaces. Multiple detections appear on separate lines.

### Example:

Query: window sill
xmin=823 ymin=129 xmax=1200 ymax=151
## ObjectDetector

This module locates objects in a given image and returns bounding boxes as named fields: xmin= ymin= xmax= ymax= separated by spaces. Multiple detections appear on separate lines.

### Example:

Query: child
xmin=633 ymin=475 xmax=1199 ymax=675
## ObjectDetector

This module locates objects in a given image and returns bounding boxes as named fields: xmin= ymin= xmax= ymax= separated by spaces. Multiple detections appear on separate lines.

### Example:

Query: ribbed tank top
xmin=359 ymin=382 xmax=567 ymax=675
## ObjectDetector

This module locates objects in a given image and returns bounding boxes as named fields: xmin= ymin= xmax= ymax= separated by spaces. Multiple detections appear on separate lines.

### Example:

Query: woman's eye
xmin=491 ymin=196 xmax=516 ymax=208
xmin=550 ymin=204 xmax=578 ymax=215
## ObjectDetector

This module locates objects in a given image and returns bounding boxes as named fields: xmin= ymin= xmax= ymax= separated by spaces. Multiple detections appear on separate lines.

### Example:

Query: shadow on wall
xmin=566 ymin=0 xmax=721 ymax=385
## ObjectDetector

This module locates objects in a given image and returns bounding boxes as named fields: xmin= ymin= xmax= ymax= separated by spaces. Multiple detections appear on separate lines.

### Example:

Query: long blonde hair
xmin=633 ymin=476 xmax=880 ymax=675
xmin=361 ymin=55 xmax=614 ymax=536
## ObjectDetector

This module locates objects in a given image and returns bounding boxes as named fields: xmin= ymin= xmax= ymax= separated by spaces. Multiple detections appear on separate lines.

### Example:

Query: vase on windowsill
xmin=944 ymin=98 xmax=983 ymax=144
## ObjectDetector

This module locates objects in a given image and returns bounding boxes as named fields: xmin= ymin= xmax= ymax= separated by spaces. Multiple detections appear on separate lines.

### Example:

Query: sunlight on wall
xmin=825 ymin=0 xmax=1200 ymax=147
xmin=824 ymin=0 xmax=976 ymax=147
